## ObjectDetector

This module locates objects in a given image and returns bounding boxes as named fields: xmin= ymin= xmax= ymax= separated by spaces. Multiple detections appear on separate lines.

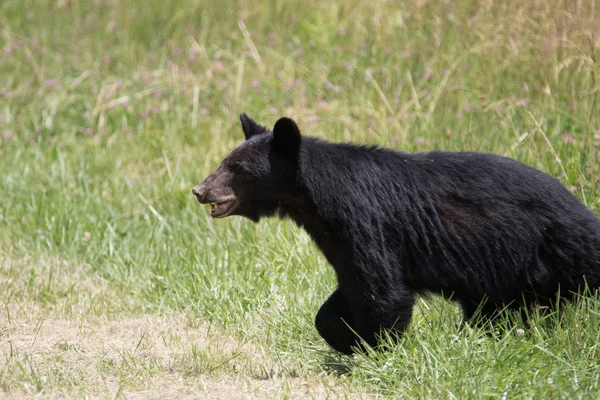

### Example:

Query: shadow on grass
xmin=319 ymin=353 xmax=355 ymax=376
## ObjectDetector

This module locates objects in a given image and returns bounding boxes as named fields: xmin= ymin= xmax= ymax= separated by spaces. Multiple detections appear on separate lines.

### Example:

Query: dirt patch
xmin=0 ymin=255 xmax=369 ymax=398
xmin=0 ymin=308 xmax=358 ymax=399
xmin=0 ymin=254 xmax=364 ymax=399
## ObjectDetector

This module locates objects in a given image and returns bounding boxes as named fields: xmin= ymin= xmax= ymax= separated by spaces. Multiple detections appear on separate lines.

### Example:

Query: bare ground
xmin=0 ymin=256 xmax=368 ymax=399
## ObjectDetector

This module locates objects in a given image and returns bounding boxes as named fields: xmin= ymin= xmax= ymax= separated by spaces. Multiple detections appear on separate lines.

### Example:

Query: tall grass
xmin=1 ymin=0 xmax=599 ymax=397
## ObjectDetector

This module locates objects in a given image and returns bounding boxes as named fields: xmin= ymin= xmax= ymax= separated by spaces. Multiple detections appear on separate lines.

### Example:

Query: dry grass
xmin=0 ymin=255 xmax=369 ymax=399
xmin=0 ymin=311 xmax=345 ymax=398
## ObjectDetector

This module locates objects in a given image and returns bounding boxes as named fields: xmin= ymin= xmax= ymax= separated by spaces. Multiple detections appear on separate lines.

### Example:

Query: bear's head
xmin=192 ymin=113 xmax=302 ymax=221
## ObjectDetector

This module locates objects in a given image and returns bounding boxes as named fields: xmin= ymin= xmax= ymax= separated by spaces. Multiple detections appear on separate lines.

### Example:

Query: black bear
xmin=192 ymin=113 xmax=600 ymax=354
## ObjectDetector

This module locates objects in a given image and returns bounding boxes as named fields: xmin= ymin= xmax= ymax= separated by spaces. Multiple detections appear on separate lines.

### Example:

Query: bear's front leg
xmin=315 ymin=288 xmax=357 ymax=354
xmin=315 ymin=288 xmax=415 ymax=354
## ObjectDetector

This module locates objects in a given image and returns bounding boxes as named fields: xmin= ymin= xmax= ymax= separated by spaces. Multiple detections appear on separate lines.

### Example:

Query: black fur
xmin=193 ymin=114 xmax=600 ymax=354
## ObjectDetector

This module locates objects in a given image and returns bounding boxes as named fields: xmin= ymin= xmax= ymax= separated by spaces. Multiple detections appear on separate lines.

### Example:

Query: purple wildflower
xmin=306 ymin=115 xmax=319 ymax=124
xmin=423 ymin=67 xmax=432 ymax=80
xmin=563 ymin=133 xmax=575 ymax=144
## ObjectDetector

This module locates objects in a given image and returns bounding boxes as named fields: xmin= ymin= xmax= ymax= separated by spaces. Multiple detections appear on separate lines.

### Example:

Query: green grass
xmin=1 ymin=0 xmax=599 ymax=397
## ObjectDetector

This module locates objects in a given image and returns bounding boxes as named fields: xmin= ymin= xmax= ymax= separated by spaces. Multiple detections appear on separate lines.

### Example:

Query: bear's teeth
xmin=210 ymin=203 xmax=217 ymax=211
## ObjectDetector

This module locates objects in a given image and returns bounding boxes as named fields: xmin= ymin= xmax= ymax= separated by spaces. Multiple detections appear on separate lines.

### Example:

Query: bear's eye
xmin=230 ymin=162 xmax=244 ymax=173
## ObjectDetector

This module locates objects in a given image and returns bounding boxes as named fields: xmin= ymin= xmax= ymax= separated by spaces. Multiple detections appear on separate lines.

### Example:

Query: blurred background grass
xmin=0 ymin=0 xmax=599 ymax=397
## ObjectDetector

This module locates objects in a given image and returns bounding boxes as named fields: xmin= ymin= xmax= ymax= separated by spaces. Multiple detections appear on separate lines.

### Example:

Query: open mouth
xmin=208 ymin=198 xmax=237 ymax=218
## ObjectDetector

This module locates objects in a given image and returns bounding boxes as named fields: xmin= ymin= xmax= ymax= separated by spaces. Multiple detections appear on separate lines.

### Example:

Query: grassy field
xmin=1 ymin=0 xmax=599 ymax=398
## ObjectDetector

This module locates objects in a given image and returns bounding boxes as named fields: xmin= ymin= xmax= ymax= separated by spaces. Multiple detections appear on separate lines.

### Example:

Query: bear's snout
xmin=192 ymin=184 xmax=206 ymax=202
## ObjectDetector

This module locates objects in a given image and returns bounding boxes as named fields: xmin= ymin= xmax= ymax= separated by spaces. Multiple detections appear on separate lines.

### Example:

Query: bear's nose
xmin=192 ymin=185 xmax=205 ymax=201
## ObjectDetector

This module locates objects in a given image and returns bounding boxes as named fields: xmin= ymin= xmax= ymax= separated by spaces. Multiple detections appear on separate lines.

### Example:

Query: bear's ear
xmin=240 ymin=113 xmax=268 ymax=140
xmin=273 ymin=117 xmax=301 ymax=158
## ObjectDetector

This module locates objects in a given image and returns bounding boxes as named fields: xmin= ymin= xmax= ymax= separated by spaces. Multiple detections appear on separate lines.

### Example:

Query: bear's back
xmin=300 ymin=138 xmax=600 ymax=302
